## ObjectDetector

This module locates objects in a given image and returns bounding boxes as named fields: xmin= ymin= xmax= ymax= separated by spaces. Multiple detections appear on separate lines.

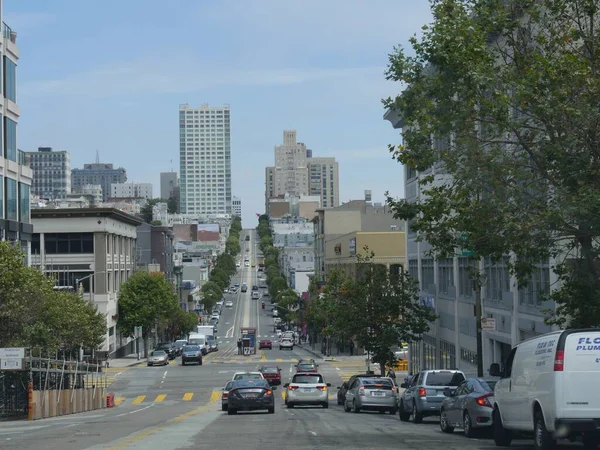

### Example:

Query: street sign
xmin=461 ymin=249 xmax=476 ymax=257
xmin=0 ymin=358 xmax=24 ymax=370
xmin=482 ymin=318 xmax=496 ymax=331
xmin=0 ymin=348 xmax=25 ymax=359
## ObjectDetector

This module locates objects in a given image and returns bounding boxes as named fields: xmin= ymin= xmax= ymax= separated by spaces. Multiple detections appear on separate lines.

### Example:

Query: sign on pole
xmin=1 ymin=358 xmax=24 ymax=370
xmin=481 ymin=318 xmax=496 ymax=331
xmin=0 ymin=348 xmax=25 ymax=359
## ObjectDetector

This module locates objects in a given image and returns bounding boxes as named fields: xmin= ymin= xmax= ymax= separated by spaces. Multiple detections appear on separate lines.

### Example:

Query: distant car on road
xmin=259 ymin=339 xmax=272 ymax=350
xmin=258 ymin=365 xmax=281 ymax=385
xmin=279 ymin=338 xmax=294 ymax=350
xmin=147 ymin=350 xmax=169 ymax=366
xmin=225 ymin=300 xmax=234 ymax=307
xmin=181 ymin=345 xmax=203 ymax=366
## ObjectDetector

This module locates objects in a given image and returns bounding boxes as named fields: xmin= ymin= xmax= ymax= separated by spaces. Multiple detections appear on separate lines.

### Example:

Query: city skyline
xmin=7 ymin=0 xmax=433 ymax=225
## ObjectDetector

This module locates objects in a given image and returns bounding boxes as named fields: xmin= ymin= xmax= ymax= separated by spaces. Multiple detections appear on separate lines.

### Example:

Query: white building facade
xmin=27 ymin=147 xmax=71 ymax=200
xmin=308 ymin=156 xmax=339 ymax=208
xmin=111 ymin=182 xmax=153 ymax=200
xmin=30 ymin=208 xmax=142 ymax=356
xmin=179 ymin=103 xmax=232 ymax=216
xmin=273 ymin=130 xmax=310 ymax=198
xmin=232 ymin=195 xmax=242 ymax=217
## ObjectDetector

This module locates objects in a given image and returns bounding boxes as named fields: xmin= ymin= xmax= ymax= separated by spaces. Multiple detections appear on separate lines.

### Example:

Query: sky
xmin=6 ymin=0 xmax=433 ymax=228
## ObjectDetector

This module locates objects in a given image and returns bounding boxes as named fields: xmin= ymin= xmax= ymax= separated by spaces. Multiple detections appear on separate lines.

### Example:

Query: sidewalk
xmin=297 ymin=343 xmax=366 ymax=363
xmin=107 ymin=354 xmax=146 ymax=369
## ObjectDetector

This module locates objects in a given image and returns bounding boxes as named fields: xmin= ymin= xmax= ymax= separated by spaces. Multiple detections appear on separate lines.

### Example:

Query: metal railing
xmin=18 ymin=150 xmax=30 ymax=167
xmin=2 ymin=22 xmax=16 ymax=43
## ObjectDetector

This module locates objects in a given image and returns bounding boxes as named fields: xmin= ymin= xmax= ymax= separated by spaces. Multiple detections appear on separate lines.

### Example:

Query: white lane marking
xmin=336 ymin=367 xmax=340 ymax=371
xmin=309 ymin=431 xmax=317 ymax=436
xmin=115 ymin=404 xmax=154 ymax=417
xmin=163 ymin=371 xmax=168 ymax=379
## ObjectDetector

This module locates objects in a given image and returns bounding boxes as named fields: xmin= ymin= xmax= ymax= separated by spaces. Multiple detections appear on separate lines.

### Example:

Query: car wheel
xmin=464 ymin=410 xmax=476 ymax=438
xmin=412 ymin=401 xmax=423 ymax=423
xmin=352 ymin=400 xmax=360 ymax=414
xmin=279 ymin=347 xmax=282 ymax=350
xmin=398 ymin=400 xmax=410 ymax=422
xmin=440 ymin=408 xmax=454 ymax=433
xmin=227 ymin=408 xmax=237 ymax=415
xmin=582 ymin=432 xmax=600 ymax=449
xmin=492 ymin=408 xmax=512 ymax=447
xmin=343 ymin=400 xmax=351 ymax=413
xmin=533 ymin=410 xmax=555 ymax=450
xmin=182 ymin=361 xmax=186 ymax=366
xmin=147 ymin=363 xmax=151 ymax=366
xmin=268 ymin=407 xmax=275 ymax=414
xmin=199 ymin=359 xmax=203 ymax=365
xmin=221 ymin=404 xmax=228 ymax=411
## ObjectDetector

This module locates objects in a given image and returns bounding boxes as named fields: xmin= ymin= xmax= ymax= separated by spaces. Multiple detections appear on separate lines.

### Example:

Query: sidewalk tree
xmin=167 ymin=308 xmax=198 ymax=339
xmin=215 ymin=253 xmax=236 ymax=277
xmin=201 ymin=281 xmax=222 ymax=311
xmin=209 ymin=268 xmax=229 ymax=290
xmin=275 ymin=288 xmax=299 ymax=322
xmin=118 ymin=271 xmax=178 ymax=357
xmin=384 ymin=0 xmax=600 ymax=328
xmin=225 ymin=235 xmax=240 ymax=256
xmin=268 ymin=276 xmax=287 ymax=299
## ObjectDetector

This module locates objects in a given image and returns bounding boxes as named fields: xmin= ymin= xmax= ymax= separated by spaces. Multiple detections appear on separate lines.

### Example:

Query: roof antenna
xmin=95 ymin=149 xmax=100 ymax=164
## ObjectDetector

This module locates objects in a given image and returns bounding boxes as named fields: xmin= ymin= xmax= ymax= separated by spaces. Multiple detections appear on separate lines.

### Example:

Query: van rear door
xmin=561 ymin=331 xmax=600 ymax=418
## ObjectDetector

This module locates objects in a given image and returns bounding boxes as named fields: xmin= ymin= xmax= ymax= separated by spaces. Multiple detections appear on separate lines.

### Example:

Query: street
xmin=0 ymin=232 xmax=582 ymax=449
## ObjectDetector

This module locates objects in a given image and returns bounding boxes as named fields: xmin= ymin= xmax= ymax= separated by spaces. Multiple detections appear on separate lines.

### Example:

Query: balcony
xmin=2 ymin=22 xmax=16 ymax=43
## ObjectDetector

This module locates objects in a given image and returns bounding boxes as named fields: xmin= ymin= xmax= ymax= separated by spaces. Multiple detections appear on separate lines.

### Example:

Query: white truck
xmin=187 ymin=333 xmax=210 ymax=355
xmin=197 ymin=325 xmax=215 ymax=336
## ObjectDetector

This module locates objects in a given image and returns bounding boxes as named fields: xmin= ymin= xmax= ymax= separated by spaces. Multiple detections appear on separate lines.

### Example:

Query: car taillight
xmin=288 ymin=385 xmax=298 ymax=391
xmin=418 ymin=387 xmax=426 ymax=397
xmin=222 ymin=392 xmax=228 ymax=399
xmin=476 ymin=393 xmax=493 ymax=408
xmin=554 ymin=349 xmax=564 ymax=371
xmin=265 ymin=389 xmax=272 ymax=396
xmin=359 ymin=386 xmax=365 ymax=396
xmin=316 ymin=386 xmax=327 ymax=391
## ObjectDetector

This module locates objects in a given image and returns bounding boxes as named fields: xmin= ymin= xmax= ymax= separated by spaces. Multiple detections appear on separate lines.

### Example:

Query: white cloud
xmin=19 ymin=60 xmax=384 ymax=98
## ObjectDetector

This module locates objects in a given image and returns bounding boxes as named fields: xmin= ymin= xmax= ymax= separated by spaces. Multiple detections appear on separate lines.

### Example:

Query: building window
xmin=408 ymin=259 xmax=419 ymax=281
xmin=423 ymin=334 xmax=436 ymax=370
xmin=485 ymin=256 xmax=510 ymax=302
xmin=421 ymin=258 xmax=434 ymax=292
xmin=19 ymin=183 xmax=30 ymax=224
xmin=458 ymin=257 xmax=473 ymax=298
xmin=440 ymin=340 xmax=456 ymax=369
xmin=3 ymin=56 xmax=16 ymax=102
xmin=437 ymin=258 xmax=454 ymax=294
xmin=44 ymin=233 xmax=94 ymax=254
xmin=519 ymin=263 xmax=550 ymax=307
xmin=5 ymin=177 xmax=17 ymax=220
xmin=31 ymin=233 xmax=40 ymax=254
xmin=4 ymin=117 xmax=16 ymax=162
xmin=48 ymin=271 xmax=92 ymax=292
xmin=0 ymin=175 xmax=3 ymax=219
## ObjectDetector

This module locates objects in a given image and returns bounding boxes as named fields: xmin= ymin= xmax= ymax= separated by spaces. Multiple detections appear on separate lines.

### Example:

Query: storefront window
xmin=440 ymin=340 xmax=456 ymax=369
xmin=410 ymin=341 xmax=421 ymax=374
xmin=423 ymin=334 xmax=436 ymax=370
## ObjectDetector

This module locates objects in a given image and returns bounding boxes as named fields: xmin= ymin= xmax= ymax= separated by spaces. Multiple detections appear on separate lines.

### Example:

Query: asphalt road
xmin=0 ymin=230 xmax=583 ymax=449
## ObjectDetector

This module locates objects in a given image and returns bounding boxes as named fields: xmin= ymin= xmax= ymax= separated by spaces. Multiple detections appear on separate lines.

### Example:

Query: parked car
xmin=399 ymin=369 xmax=466 ymax=423
xmin=258 ymin=365 xmax=282 ymax=385
xmin=337 ymin=374 xmax=374 ymax=405
xmin=147 ymin=350 xmax=169 ymax=366
xmin=439 ymin=377 xmax=498 ymax=437
xmin=155 ymin=342 xmax=176 ymax=359
xmin=492 ymin=329 xmax=600 ymax=449
xmin=259 ymin=339 xmax=272 ymax=350
xmin=227 ymin=379 xmax=276 ymax=415
xmin=173 ymin=339 xmax=187 ymax=356
xmin=284 ymin=373 xmax=331 ymax=408
xmin=343 ymin=376 xmax=398 ymax=414
xmin=181 ymin=345 xmax=203 ymax=366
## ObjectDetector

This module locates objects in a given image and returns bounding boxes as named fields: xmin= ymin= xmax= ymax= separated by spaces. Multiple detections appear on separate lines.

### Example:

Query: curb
xmin=297 ymin=345 xmax=328 ymax=361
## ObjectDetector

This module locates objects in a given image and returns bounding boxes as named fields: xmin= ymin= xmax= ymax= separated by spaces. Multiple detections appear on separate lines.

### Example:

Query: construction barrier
xmin=106 ymin=393 xmax=115 ymax=408
xmin=386 ymin=360 xmax=409 ymax=372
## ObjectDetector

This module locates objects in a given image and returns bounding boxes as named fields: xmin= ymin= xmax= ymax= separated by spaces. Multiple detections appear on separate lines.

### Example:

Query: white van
xmin=187 ymin=333 xmax=210 ymax=355
xmin=491 ymin=329 xmax=600 ymax=449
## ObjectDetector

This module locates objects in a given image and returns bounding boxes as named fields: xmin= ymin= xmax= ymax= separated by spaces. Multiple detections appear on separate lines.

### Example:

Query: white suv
xmin=492 ymin=329 xmax=600 ymax=449
xmin=279 ymin=338 xmax=294 ymax=350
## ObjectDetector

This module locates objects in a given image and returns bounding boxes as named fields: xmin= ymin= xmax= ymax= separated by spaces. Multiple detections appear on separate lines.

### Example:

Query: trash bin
xmin=106 ymin=393 xmax=115 ymax=408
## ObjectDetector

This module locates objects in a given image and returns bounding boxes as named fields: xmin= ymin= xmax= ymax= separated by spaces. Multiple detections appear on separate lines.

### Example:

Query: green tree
xmin=384 ymin=0 xmax=600 ymax=328
xmin=259 ymin=235 xmax=273 ymax=251
xmin=215 ymin=253 xmax=236 ymax=277
xmin=225 ymin=235 xmax=241 ymax=256
xmin=338 ymin=251 xmax=437 ymax=374
xmin=268 ymin=276 xmax=287 ymax=299
xmin=201 ymin=281 xmax=223 ymax=311
xmin=210 ymin=268 xmax=229 ymax=289
xmin=140 ymin=198 xmax=162 ymax=224
xmin=118 ymin=271 xmax=178 ymax=357
xmin=230 ymin=216 xmax=242 ymax=234
xmin=167 ymin=308 xmax=198 ymax=339
xmin=167 ymin=196 xmax=178 ymax=214
xmin=274 ymin=288 xmax=299 ymax=323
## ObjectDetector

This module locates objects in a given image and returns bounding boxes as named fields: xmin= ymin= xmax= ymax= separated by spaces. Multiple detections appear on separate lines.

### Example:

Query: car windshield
xmin=298 ymin=363 xmax=315 ymax=370
xmin=152 ymin=351 xmax=166 ymax=356
xmin=234 ymin=373 xmax=262 ymax=380
xmin=362 ymin=378 xmax=394 ymax=389
xmin=261 ymin=367 xmax=278 ymax=373
xmin=174 ymin=341 xmax=187 ymax=348
xmin=425 ymin=372 xmax=465 ymax=387
xmin=234 ymin=379 xmax=268 ymax=389
xmin=224 ymin=381 xmax=235 ymax=391
xmin=480 ymin=380 xmax=497 ymax=392
xmin=292 ymin=374 xmax=323 ymax=384
xmin=206 ymin=336 xmax=214 ymax=343
xmin=183 ymin=345 xmax=200 ymax=352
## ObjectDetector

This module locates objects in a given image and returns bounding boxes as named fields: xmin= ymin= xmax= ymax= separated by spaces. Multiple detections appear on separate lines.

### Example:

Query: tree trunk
xmin=143 ymin=334 xmax=149 ymax=358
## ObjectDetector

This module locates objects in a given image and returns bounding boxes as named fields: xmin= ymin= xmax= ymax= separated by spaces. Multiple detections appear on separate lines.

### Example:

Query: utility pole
xmin=471 ymin=260 xmax=488 ymax=378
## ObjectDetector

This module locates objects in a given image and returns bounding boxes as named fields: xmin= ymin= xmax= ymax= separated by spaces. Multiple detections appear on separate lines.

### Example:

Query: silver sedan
xmin=343 ymin=376 xmax=398 ymax=414
xmin=439 ymin=377 xmax=498 ymax=437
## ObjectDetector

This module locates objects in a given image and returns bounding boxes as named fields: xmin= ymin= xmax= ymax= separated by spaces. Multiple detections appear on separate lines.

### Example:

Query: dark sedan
xmin=227 ymin=379 xmax=276 ymax=415
xmin=181 ymin=345 xmax=203 ymax=365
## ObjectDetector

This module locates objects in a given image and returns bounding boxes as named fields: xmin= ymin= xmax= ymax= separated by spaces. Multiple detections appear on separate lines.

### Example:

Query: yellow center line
xmin=154 ymin=394 xmax=166 ymax=403
xmin=131 ymin=395 xmax=146 ymax=405
xmin=209 ymin=391 xmax=221 ymax=403
xmin=260 ymin=350 xmax=266 ymax=361
xmin=182 ymin=392 xmax=194 ymax=401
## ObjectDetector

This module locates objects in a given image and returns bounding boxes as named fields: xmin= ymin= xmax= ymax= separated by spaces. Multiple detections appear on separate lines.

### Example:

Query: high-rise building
xmin=27 ymin=147 xmax=71 ymax=199
xmin=273 ymin=130 xmax=309 ymax=198
xmin=265 ymin=166 xmax=275 ymax=213
xmin=308 ymin=156 xmax=339 ymax=208
xmin=72 ymin=153 xmax=127 ymax=202
xmin=232 ymin=196 xmax=242 ymax=217
xmin=111 ymin=182 xmax=153 ymax=200
xmin=179 ymin=104 xmax=231 ymax=215
xmin=0 ymin=12 xmax=33 ymax=247
xmin=160 ymin=171 xmax=178 ymax=200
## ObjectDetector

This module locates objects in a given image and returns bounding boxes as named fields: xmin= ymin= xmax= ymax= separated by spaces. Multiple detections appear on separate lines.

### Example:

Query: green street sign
xmin=461 ymin=249 xmax=476 ymax=257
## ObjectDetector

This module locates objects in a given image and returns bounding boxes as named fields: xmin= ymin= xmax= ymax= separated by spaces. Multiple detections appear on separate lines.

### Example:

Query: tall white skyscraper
xmin=179 ymin=103 xmax=231 ymax=215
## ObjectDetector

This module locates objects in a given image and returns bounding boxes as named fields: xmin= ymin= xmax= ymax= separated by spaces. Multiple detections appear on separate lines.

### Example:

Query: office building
xmin=160 ymin=171 xmax=178 ymax=200
xmin=179 ymin=103 xmax=231 ymax=215
xmin=265 ymin=166 xmax=275 ymax=214
xmin=384 ymin=108 xmax=556 ymax=376
xmin=72 ymin=153 xmax=127 ymax=202
xmin=308 ymin=157 xmax=339 ymax=208
xmin=273 ymin=130 xmax=309 ymax=198
xmin=232 ymin=196 xmax=242 ymax=217
xmin=111 ymin=182 xmax=153 ymax=200
xmin=0 ymin=12 xmax=33 ymax=247
xmin=27 ymin=147 xmax=71 ymax=200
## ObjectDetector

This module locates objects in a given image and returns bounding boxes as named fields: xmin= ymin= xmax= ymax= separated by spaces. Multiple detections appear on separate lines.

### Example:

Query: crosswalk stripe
xmin=115 ymin=397 xmax=125 ymax=406
xmin=132 ymin=395 xmax=146 ymax=405
xmin=209 ymin=391 xmax=221 ymax=403
xmin=182 ymin=392 xmax=194 ymax=401
xmin=154 ymin=394 xmax=166 ymax=403
xmin=275 ymin=358 xmax=283 ymax=362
